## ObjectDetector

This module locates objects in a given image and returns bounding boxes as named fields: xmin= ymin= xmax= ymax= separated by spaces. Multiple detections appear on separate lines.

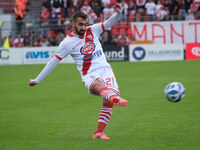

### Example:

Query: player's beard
xmin=74 ymin=25 xmax=85 ymax=36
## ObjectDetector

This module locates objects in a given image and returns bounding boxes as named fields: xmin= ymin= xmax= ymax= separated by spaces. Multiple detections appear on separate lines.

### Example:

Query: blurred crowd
xmin=1 ymin=0 xmax=200 ymax=47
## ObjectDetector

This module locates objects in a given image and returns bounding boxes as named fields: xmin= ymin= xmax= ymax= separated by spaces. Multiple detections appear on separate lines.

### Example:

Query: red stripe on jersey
xmin=82 ymin=28 xmax=94 ymax=76
xmin=54 ymin=54 xmax=62 ymax=60
xmin=101 ymin=22 xmax=105 ymax=31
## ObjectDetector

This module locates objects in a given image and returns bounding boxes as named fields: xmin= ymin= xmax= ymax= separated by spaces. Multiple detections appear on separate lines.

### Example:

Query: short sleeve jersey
xmin=55 ymin=22 xmax=111 ymax=78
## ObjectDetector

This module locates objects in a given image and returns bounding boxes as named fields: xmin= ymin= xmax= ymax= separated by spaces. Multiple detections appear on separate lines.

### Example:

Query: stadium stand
xmin=0 ymin=0 xmax=199 ymax=47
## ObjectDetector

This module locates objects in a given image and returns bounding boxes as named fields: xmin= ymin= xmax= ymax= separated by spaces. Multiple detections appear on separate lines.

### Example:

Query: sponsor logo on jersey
xmin=80 ymin=42 xmax=95 ymax=55
xmin=82 ymin=50 xmax=102 ymax=62
xmin=26 ymin=51 xmax=50 ymax=59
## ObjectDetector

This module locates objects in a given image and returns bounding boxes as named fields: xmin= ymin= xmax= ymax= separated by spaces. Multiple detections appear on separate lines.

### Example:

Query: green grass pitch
xmin=0 ymin=60 xmax=200 ymax=150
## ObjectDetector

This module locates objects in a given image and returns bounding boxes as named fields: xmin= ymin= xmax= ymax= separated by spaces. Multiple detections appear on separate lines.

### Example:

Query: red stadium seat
xmin=112 ymin=23 xmax=119 ymax=30
xmin=120 ymin=22 xmax=127 ymax=29
xmin=49 ymin=30 xmax=55 ymax=37
xmin=112 ymin=28 xmax=119 ymax=36
xmin=128 ymin=15 xmax=135 ymax=22
xmin=119 ymin=28 xmax=127 ymax=35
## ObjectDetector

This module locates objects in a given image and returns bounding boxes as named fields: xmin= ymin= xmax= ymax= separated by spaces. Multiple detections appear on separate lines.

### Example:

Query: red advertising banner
xmin=186 ymin=43 xmax=200 ymax=60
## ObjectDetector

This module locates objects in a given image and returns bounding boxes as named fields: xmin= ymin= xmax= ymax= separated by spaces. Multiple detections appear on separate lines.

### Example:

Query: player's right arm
xmin=29 ymin=40 xmax=69 ymax=87
xmin=91 ymin=3 xmax=122 ymax=37
xmin=29 ymin=56 xmax=61 ymax=86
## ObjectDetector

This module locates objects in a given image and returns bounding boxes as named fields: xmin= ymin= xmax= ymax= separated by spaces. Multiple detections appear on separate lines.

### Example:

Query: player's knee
xmin=91 ymin=81 xmax=105 ymax=95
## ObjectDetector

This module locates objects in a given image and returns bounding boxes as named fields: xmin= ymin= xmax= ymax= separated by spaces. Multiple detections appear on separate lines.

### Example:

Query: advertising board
xmin=23 ymin=47 xmax=74 ymax=64
xmin=185 ymin=43 xmax=200 ymax=60
xmin=103 ymin=45 xmax=129 ymax=61
xmin=129 ymin=44 xmax=184 ymax=62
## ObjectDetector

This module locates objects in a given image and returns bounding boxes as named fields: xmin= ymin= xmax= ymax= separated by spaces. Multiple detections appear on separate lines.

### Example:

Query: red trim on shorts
xmin=101 ymin=22 xmax=105 ymax=31
xmin=54 ymin=54 xmax=62 ymax=60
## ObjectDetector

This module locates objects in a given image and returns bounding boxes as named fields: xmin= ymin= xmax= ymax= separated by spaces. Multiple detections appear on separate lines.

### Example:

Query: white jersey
xmin=33 ymin=12 xmax=121 ymax=84
xmin=55 ymin=22 xmax=110 ymax=78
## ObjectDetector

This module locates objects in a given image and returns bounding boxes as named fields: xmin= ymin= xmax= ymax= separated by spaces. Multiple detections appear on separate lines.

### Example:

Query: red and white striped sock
xmin=96 ymin=102 xmax=113 ymax=133
xmin=99 ymin=87 xmax=117 ymax=102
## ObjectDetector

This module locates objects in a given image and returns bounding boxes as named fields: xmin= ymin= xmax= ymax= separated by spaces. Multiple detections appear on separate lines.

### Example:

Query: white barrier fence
xmin=0 ymin=44 xmax=184 ymax=65
xmin=0 ymin=47 xmax=74 ymax=65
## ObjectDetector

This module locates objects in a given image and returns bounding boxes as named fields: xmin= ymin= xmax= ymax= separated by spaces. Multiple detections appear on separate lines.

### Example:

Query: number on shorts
xmin=106 ymin=77 xmax=114 ymax=86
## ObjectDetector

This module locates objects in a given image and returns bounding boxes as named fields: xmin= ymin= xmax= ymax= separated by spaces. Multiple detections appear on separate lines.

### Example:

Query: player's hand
xmin=113 ymin=3 xmax=122 ymax=13
xmin=29 ymin=79 xmax=37 ymax=87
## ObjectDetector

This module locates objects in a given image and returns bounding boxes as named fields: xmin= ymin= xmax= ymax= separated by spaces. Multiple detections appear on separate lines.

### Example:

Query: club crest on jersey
xmin=80 ymin=42 xmax=96 ymax=55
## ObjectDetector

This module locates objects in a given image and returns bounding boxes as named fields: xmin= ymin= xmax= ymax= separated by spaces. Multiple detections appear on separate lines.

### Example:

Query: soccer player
xmin=29 ymin=3 xmax=128 ymax=139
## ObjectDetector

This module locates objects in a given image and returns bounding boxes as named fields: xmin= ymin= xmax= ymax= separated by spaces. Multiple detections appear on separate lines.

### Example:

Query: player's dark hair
xmin=72 ymin=12 xmax=88 ymax=22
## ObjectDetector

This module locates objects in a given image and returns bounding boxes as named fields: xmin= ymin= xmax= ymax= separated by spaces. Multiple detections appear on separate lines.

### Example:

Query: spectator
xmin=145 ymin=0 xmax=156 ymax=21
xmin=197 ymin=10 xmax=200 ymax=20
xmin=135 ymin=12 xmax=142 ymax=22
xmin=40 ymin=36 xmax=50 ymax=47
xmin=164 ymin=0 xmax=177 ymax=15
xmin=178 ymin=0 xmax=187 ymax=17
xmin=102 ymin=0 xmax=110 ymax=7
xmin=120 ymin=0 xmax=128 ymax=22
xmin=110 ymin=32 xmax=118 ymax=45
xmin=88 ymin=9 xmax=98 ymax=25
xmin=40 ymin=36 xmax=49 ymax=47
xmin=176 ymin=9 xmax=185 ymax=20
xmin=24 ymin=38 xmax=31 ymax=47
xmin=42 ymin=0 xmax=51 ymax=11
xmin=103 ymin=4 xmax=114 ymax=21
xmin=62 ymin=0 xmax=70 ymax=18
xmin=32 ymin=37 xmax=41 ymax=47
xmin=14 ymin=34 xmax=24 ymax=47
xmin=49 ymin=7 xmax=58 ymax=33
xmin=155 ymin=0 xmax=163 ymax=14
xmin=9 ymin=36 xmax=14 ymax=47
xmin=102 ymin=31 xmax=111 ymax=45
xmin=72 ymin=0 xmax=82 ymax=12
xmin=156 ymin=6 xmax=167 ymax=21
xmin=128 ymin=1 xmax=137 ymax=16
xmin=64 ymin=17 xmax=71 ymax=32
xmin=190 ymin=1 xmax=199 ymax=15
xmin=81 ymin=1 xmax=92 ymax=15
xmin=49 ymin=36 xmax=57 ymax=46
xmin=185 ymin=9 xmax=195 ymax=20
xmin=51 ymin=0 xmax=62 ymax=14
xmin=91 ymin=0 xmax=102 ymax=17
xmin=185 ymin=0 xmax=193 ymax=12
xmin=23 ymin=32 xmax=31 ymax=47
xmin=56 ymin=32 xmax=65 ymax=45
xmin=56 ymin=15 xmax=65 ymax=33
xmin=14 ymin=5 xmax=25 ymax=34
xmin=40 ymin=7 xmax=50 ymax=36
xmin=128 ymin=34 xmax=134 ymax=44
xmin=136 ymin=0 xmax=146 ymax=6
xmin=117 ymin=30 xmax=128 ymax=45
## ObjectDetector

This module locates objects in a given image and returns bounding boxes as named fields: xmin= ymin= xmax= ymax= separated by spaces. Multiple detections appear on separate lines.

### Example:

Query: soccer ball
xmin=164 ymin=82 xmax=185 ymax=103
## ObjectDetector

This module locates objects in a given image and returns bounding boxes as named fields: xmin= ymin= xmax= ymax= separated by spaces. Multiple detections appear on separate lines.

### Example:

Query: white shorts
xmin=82 ymin=67 xmax=120 ymax=96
